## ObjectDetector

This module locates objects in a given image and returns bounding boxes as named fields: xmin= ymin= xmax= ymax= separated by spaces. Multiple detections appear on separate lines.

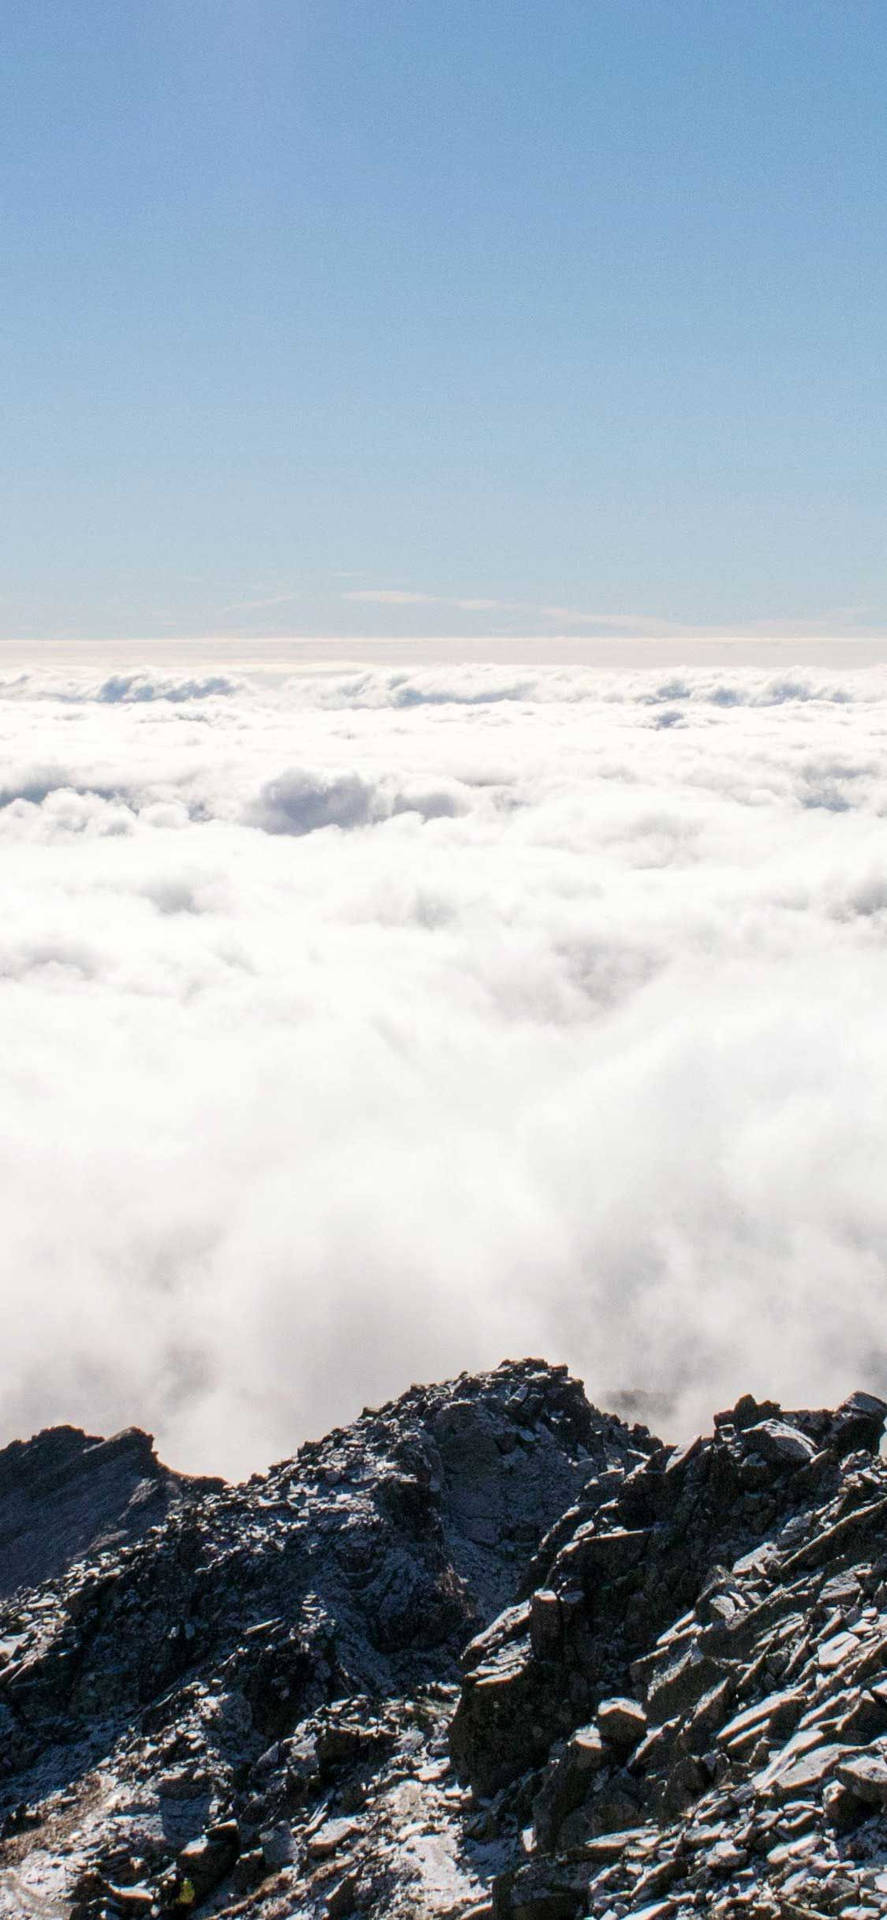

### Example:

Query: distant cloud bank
xmin=2 ymin=661 xmax=887 ymax=1475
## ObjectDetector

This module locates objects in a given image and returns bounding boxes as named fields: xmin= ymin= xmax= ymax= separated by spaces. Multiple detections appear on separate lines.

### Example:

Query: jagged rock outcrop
xmin=3 ymin=1369 xmax=887 ymax=1920
xmin=0 ymin=1424 xmax=221 ymax=1599
xmin=453 ymin=1388 xmax=887 ymax=1920
xmin=0 ymin=1359 xmax=653 ymax=1918
xmin=450 ymin=1392 xmax=887 ymax=1796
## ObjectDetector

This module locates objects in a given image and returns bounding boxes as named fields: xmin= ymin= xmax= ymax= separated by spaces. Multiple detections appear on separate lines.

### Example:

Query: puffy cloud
xmin=0 ymin=669 xmax=241 ymax=706
xmin=1 ymin=661 xmax=887 ymax=1477
xmin=94 ymin=671 xmax=240 ymax=704
xmin=246 ymin=768 xmax=462 ymax=835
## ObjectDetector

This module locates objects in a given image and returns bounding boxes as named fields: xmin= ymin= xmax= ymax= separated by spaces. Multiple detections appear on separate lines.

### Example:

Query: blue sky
xmin=3 ymin=0 xmax=886 ymax=643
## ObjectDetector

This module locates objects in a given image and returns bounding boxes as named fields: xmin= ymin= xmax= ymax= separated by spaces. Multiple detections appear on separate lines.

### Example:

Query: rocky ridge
xmin=0 ymin=1427 xmax=222 ymax=1602
xmin=1 ymin=1365 xmax=887 ymax=1920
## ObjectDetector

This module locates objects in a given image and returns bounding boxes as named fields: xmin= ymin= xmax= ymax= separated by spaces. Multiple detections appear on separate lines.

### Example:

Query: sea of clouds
xmin=2 ymin=658 xmax=887 ymax=1476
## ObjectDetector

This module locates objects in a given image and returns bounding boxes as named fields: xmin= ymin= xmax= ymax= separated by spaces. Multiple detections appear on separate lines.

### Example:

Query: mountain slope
xmin=1 ymin=1368 xmax=886 ymax=1920
xmin=0 ymin=1360 xmax=653 ymax=1918
xmin=0 ymin=1426 xmax=222 ymax=1600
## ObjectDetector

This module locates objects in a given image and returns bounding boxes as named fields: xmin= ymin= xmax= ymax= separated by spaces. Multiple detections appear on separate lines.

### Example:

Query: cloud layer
xmin=2 ymin=660 xmax=887 ymax=1476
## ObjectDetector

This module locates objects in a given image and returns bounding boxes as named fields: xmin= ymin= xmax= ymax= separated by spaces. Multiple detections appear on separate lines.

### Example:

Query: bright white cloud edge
xmin=1 ymin=656 xmax=886 ymax=1478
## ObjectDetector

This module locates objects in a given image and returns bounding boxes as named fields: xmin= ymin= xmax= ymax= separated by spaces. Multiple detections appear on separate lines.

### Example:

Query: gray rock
xmin=529 ymin=1590 xmax=563 ymax=1657
xmin=766 ymin=1741 xmax=847 ymax=1801
xmin=174 ymin=1818 xmax=240 ymax=1902
xmin=716 ymin=1688 xmax=805 ymax=1754
xmin=6 ymin=1367 xmax=887 ymax=1920
xmin=647 ymin=1647 xmax=734 ymax=1725
xmin=307 ymin=1815 xmax=363 ymax=1860
xmin=596 ymin=1697 xmax=647 ymax=1752
xmin=0 ymin=1424 xmax=220 ymax=1598
xmin=533 ymin=1724 xmax=607 ymax=1848
xmin=742 ymin=1421 xmax=817 ymax=1468
xmin=835 ymin=1750 xmax=887 ymax=1805
xmin=495 ymin=1856 xmax=591 ymax=1919
xmin=326 ymin=1870 xmax=361 ymax=1917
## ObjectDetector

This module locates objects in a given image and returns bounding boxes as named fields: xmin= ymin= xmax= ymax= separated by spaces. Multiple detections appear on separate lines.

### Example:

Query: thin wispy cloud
xmin=218 ymin=591 xmax=303 ymax=614
xmin=452 ymin=599 xmax=506 ymax=613
xmin=332 ymin=595 xmax=887 ymax=640
xmin=342 ymin=588 xmax=437 ymax=606
xmin=340 ymin=590 xmax=681 ymax=629
xmin=541 ymin=608 xmax=685 ymax=634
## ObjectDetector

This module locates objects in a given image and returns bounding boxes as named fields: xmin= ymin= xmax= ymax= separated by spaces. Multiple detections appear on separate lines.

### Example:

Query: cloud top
xmin=1 ymin=661 xmax=887 ymax=1477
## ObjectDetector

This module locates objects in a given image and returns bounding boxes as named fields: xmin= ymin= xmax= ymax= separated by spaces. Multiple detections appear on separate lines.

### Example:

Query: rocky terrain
xmin=1 ymin=1365 xmax=887 ymax=1920
xmin=0 ymin=1428 xmax=222 ymax=1602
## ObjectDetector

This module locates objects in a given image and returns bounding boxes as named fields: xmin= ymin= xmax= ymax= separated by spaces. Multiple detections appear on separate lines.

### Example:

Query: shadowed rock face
xmin=2 ymin=1371 xmax=887 ymax=1920
xmin=449 ymin=1392 xmax=887 ymax=1796
xmin=452 ymin=1388 xmax=887 ymax=1920
xmin=0 ymin=1359 xmax=654 ymax=1919
xmin=0 ymin=1425 xmax=222 ymax=1598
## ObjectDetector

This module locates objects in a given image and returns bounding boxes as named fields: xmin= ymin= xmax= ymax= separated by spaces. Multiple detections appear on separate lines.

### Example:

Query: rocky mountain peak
xmin=1 ymin=1368 xmax=886 ymax=1920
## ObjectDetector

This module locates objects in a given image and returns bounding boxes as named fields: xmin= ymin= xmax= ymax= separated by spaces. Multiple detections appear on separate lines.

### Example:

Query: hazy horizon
xmin=6 ymin=635 xmax=887 ymax=674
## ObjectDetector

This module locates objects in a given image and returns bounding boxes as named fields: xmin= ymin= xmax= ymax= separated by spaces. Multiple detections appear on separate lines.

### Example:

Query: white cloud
xmin=245 ymin=767 xmax=462 ymax=835
xmin=1 ymin=661 xmax=887 ymax=1477
xmin=342 ymin=588 xmax=437 ymax=605
xmin=94 ymin=671 xmax=241 ymax=703
xmin=453 ymin=598 xmax=509 ymax=613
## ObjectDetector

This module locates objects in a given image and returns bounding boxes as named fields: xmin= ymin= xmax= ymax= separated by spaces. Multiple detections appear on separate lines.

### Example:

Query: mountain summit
xmin=0 ymin=1364 xmax=885 ymax=1919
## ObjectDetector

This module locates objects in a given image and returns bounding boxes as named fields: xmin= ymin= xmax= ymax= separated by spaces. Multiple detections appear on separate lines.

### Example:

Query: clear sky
xmin=3 ymin=0 xmax=886 ymax=644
